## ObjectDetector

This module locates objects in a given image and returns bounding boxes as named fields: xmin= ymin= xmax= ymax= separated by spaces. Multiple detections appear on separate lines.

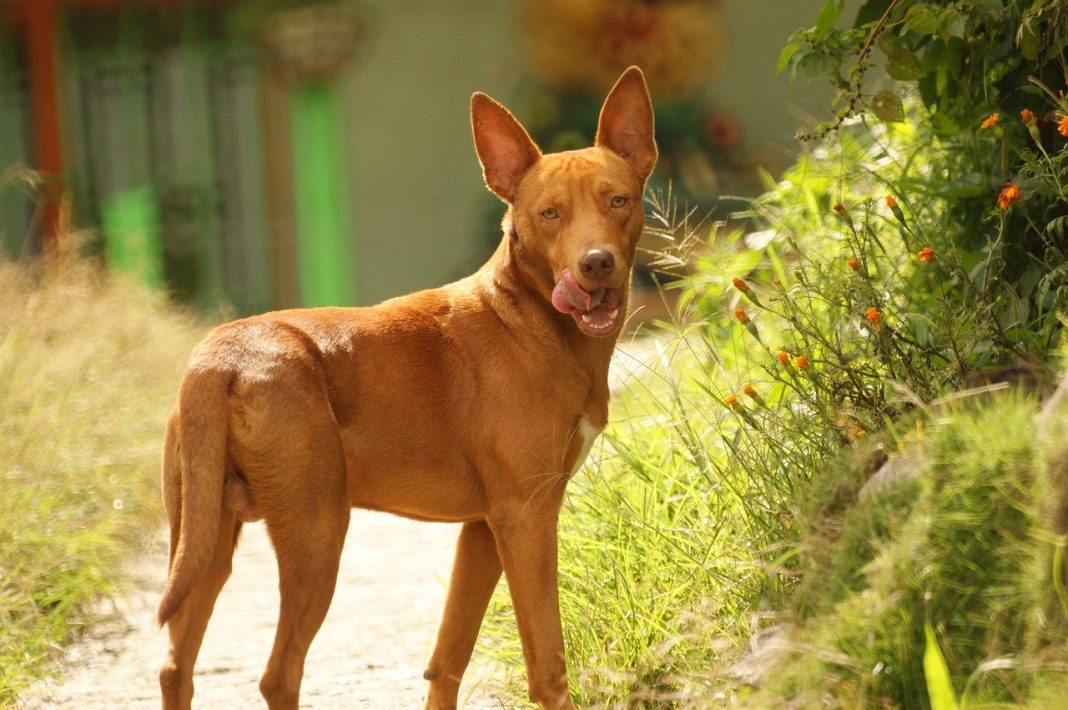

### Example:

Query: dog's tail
xmin=157 ymin=365 xmax=232 ymax=627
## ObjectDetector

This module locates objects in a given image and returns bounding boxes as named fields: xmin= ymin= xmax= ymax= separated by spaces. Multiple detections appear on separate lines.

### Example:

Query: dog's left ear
xmin=595 ymin=66 xmax=658 ymax=183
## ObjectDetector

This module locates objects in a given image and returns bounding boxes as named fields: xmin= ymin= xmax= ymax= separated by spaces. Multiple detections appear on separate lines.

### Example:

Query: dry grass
xmin=0 ymin=251 xmax=204 ymax=706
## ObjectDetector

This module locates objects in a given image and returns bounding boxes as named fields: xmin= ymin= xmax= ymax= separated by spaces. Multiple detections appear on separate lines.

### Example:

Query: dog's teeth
xmin=581 ymin=314 xmax=592 ymax=323
xmin=608 ymin=309 xmax=619 ymax=319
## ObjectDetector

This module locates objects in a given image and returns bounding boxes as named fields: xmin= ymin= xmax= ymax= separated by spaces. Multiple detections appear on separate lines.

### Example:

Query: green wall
xmin=339 ymin=0 xmax=518 ymax=305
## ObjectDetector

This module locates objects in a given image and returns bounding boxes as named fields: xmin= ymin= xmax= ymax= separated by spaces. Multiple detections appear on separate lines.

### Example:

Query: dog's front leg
xmin=489 ymin=498 xmax=575 ymax=710
xmin=424 ymin=521 xmax=503 ymax=709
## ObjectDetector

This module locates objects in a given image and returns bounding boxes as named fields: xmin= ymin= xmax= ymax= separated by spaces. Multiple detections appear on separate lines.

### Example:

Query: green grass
xmin=478 ymin=333 xmax=809 ymax=707
xmin=0 ymin=255 xmax=203 ymax=706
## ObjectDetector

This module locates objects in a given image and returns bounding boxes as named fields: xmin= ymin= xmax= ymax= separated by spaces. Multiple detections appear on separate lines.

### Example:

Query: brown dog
xmin=157 ymin=66 xmax=656 ymax=709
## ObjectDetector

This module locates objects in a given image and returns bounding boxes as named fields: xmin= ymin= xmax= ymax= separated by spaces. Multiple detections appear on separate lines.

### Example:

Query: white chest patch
xmin=569 ymin=416 xmax=603 ymax=476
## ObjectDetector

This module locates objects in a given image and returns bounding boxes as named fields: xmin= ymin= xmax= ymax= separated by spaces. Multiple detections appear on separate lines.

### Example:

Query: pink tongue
xmin=551 ymin=268 xmax=605 ymax=314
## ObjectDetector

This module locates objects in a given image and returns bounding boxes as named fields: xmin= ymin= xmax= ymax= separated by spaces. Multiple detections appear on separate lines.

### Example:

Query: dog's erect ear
xmin=471 ymin=93 xmax=542 ymax=202
xmin=595 ymin=66 xmax=657 ymax=182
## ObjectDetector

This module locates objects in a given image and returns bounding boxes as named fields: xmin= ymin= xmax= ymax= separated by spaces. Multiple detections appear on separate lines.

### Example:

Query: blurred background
xmin=0 ymin=0 xmax=830 ymax=314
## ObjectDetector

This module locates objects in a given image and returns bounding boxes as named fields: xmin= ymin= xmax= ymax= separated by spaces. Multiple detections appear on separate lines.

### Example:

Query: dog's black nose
xmin=578 ymin=250 xmax=615 ymax=282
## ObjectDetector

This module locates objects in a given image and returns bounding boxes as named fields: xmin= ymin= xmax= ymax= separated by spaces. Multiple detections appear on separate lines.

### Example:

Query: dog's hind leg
xmin=252 ymin=420 xmax=350 ymax=709
xmin=423 ymin=520 xmax=502 ymax=709
xmin=257 ymin=480 xmax=348 ymax=709
xmin=159 ymin=505 xmax=242 ymax=710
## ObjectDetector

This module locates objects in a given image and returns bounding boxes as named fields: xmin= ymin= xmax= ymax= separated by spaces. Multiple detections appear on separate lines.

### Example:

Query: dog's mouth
xmin=550 ymin=268 xmax=624 ymax=337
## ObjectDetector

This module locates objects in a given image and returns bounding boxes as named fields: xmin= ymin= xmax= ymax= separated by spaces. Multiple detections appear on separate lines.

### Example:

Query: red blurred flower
xmin=705 ymin=112 xmax=742 ymax=149
xmin=865 ymin=307 xmax=883 ymax=332
xmin=997 ymin=183 xmax=1021 ymax=209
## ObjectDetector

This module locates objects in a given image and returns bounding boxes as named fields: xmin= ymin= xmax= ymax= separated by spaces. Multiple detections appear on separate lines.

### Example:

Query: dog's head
xmin=472 ymin=67 xmax=657 ymax=337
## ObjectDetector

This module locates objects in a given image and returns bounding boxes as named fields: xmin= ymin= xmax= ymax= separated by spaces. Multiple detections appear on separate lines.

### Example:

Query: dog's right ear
xmin=471 ymin=93 xmax=541 ymax=203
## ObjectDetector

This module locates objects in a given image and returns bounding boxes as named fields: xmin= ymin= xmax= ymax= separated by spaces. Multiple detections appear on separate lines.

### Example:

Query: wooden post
xmin=24 ymin=0 xmax=63 ymax=255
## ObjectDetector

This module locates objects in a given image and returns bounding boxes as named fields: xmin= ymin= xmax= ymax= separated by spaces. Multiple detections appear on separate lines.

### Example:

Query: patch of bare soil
xmin=20 ymin=511 xmax=504 ymax=708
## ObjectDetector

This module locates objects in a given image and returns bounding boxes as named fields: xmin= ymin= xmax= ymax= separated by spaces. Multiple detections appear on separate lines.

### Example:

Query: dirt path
xmin=20 ymin=511 xmax=504 ymax=709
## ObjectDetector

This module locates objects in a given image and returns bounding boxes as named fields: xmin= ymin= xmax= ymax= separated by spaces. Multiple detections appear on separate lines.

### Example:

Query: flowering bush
xmin=661 ymin=0 xmax=1068 ymax=444
xmin=781 ymin=0 xmax=1068 ymax=279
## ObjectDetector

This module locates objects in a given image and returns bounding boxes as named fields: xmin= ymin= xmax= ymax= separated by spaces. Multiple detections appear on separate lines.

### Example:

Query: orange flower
xmin=724 ymin=394 xmax=740 ymax=407
xmin=997 ymin=183 xmax=1021 ymax=209
xmin=847 ymin=257 xmax=861 ymax=272
xmin=733 ymin=307 xmax=750 ymax=325
xmin=865 ymin=307 xmax=883 ymax=332
xmin=793 ymin=355 xmax=810 ymax=370
xmin=731 ymin=276 xmax=750 ymax=293
xmin=854 ymin=427 xmax=868 ymax=439
xmin=1021 ymin=108 xmax=1036 ymax=127
xmin=833 ymin=202 xmax=846 ymax=214
xmin=742 ymin=384 xmax=757 ymax=397
xmin=885 ymin=194 xmax=898 ymax=210
xmin=980 ymin=113 xmax=1000 ymax=130
xmin=1058 ymin=115 xmax=1068 ymax=138
xmin=777 ymin=350 xmax=791 ymax=366
xmin=917 ymin=246 xmax=935 ymax=263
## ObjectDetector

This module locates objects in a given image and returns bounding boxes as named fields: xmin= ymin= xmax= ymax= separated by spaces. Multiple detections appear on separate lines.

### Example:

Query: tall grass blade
xmin=924 ymin=620 xmax=958 ymax=710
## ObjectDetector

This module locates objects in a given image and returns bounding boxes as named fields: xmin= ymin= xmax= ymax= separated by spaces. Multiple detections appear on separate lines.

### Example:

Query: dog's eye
xmin=541 ymin=207 xmax=559 ymax=220
xmin=610 ymin=196 xmax=628 ymax=208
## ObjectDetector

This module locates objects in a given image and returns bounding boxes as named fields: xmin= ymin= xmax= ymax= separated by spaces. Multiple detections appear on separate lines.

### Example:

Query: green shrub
xmin=756 ymin=393 xmax=1068 ymax=708
xmin=781 ymin=0 xmax=1068 ymax=338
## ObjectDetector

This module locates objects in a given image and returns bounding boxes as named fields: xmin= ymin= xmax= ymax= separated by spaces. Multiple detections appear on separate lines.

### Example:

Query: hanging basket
xmin=259 ymin=3 xmax=369 ymax=82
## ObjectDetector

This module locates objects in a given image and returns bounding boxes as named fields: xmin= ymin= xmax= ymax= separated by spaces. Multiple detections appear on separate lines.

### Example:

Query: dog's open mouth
xmin=550 ymin=268 xmax=624 ymax=336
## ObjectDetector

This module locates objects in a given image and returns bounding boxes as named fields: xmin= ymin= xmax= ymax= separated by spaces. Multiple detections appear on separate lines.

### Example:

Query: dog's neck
xmin=480 ymin=222 xmax=621 ymax=371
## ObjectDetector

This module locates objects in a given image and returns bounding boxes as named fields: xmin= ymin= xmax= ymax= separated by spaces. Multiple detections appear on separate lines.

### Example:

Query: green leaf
xmin=878 ymin=35 xmax=925 ymax=80
xmin=968 ymin=0 xmax=1004 ymax=16
xmin=870 ymin=90 xmax=905 ymax=122
xmin=777 ymin=41 xmax=802 ymax=75
xmin=797 ymin=51 xmax=841 ymax=80
xmin=1046 ymin=216 xmax=1068 ymax=243
xmin=923 ymin=621 xmax=959 ymax=710
xmin=903 ymin=4 xmax=941 ymax=35
xmin=940 ymin=8 xmax=967 ymax=40
xmin=1017 ymin=15 xmax=1041 ymax=61
xmin=815 ymin=0 xmax=845 ymax=32
xmin=855 ymin=0 xmax=893 ymax=27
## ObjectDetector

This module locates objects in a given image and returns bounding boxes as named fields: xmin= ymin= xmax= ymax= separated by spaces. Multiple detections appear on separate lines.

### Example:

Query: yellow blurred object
xmin=522 ymin=0 xmax=728 ymax=99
